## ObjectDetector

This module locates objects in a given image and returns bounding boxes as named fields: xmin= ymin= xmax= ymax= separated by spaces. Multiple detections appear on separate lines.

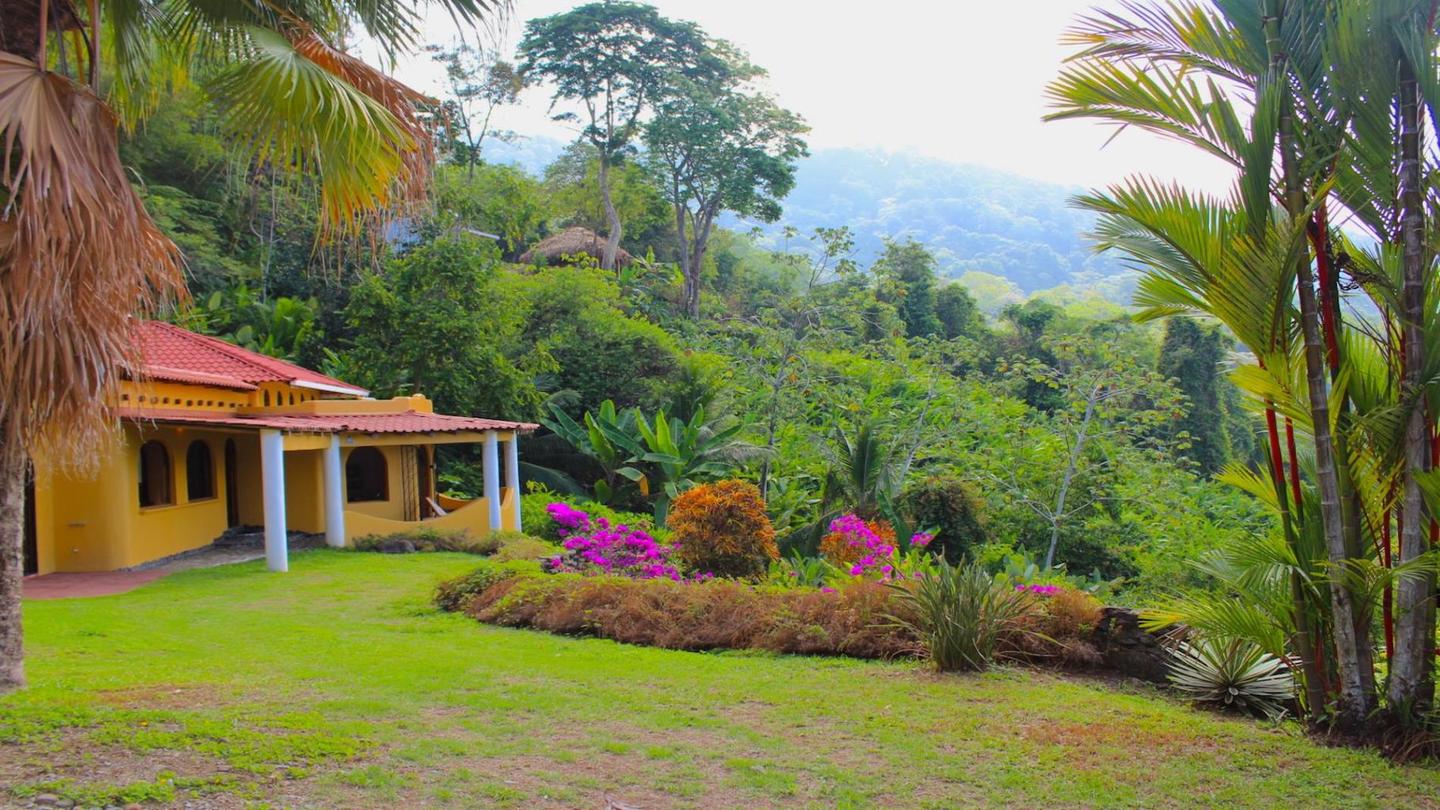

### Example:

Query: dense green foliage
xmin=115 ymin=7 xmax=1269 ymax=608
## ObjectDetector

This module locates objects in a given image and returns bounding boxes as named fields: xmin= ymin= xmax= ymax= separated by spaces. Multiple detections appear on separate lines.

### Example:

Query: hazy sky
xmin=388 ymin=0 xmax=1234 ymax=192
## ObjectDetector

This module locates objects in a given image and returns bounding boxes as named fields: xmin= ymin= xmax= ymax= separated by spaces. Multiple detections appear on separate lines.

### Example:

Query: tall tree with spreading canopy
xmin=426 ymin=41 xmax=525 ymax=172
xmin=517 ymin=1 xmax=711 ymax=271
xmin=644 ymin=44 xmax=808 ymax=318
xmin=0 ymin=0 xmax=504 ymax=692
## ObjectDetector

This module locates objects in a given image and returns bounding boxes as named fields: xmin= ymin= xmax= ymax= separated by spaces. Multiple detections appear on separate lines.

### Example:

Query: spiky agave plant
xmin=887 ymin=559 xmax=1034 ymax=673
xmin=1168 ymin=636 xmax=1295 ymax=720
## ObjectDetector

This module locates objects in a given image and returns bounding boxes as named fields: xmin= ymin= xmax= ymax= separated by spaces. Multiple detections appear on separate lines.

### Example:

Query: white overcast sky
xmin=386 ymin=0 xmax=1234 ymax=192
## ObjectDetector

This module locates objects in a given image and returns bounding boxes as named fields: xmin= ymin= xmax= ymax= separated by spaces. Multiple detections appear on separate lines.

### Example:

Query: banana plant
xmin=635 ymin=406 xmax=767 ymax=522
xmin=541 ymin=400 xmax=648 ymax=505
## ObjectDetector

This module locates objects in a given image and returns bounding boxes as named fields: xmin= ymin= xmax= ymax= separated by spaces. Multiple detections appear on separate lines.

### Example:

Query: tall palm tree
xmin=0 ymin=0 xmax=506 ymax=692
xmin=1051 ymin=0 xmax=1440 ymax=731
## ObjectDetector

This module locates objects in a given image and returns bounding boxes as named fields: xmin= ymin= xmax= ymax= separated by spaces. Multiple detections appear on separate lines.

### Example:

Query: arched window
xmin=346 ymin=447 xmax=388 ymax=502
xmin=138 ymin=441 xmax=172 ymax=507
xmin=186 ymin=441 xmax=215 ymax=501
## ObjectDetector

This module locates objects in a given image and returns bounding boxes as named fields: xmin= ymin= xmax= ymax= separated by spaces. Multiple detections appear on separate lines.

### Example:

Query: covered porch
xmin=259 ymin=426 xmax=525 ymax=572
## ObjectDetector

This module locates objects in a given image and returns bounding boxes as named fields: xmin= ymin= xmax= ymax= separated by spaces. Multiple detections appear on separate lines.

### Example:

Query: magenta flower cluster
xmin=829 ymin=514 xmax=897 ymax=578
xmin=1015 ymin=583 xmax=1061 ymax=596
xmin=828 ymin=514 xmax=936 ymax=581
xmin=543 ymin=502 xmax=683 ymax=580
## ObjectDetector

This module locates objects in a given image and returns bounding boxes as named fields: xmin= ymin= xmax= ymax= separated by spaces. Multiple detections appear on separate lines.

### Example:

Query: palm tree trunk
xmin=1263 ymin=0 xmax=1376 ymax=731
xmin=598 ymin=155 xmax=622 ymax=272
xmin=1389 ymin=65 xmax=1435 ymax=714
xmin=0 ymin=441 xmax=27 ymax=692
xmin=1267 ymin=404 xmax=1326 ymax=717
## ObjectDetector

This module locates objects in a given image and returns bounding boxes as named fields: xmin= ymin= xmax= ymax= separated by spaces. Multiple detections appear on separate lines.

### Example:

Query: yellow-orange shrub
xmin=666 ymin=480 xmax=778 ymax=578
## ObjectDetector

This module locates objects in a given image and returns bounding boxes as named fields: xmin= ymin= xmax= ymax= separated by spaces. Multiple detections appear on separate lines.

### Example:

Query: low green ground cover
xmin=3 ymin=551 xmax=1437 ymax=808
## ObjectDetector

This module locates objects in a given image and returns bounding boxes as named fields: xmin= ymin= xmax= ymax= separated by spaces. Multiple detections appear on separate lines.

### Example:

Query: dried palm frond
xmin=0 ymin=52 xmax=183 ymax=468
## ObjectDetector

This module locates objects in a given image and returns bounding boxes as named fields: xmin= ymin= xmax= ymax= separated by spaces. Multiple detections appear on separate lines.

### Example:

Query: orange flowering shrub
xmin=666 ymin=480 xmax=778 ymax=578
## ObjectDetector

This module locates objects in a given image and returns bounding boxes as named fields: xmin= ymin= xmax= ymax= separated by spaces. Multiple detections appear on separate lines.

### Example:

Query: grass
xmin=3 ymin=550 xmax=1438 ymax=808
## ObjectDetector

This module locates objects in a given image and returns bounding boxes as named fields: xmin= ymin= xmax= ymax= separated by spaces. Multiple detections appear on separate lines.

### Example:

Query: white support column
xmin=259 ymin=429 xmax=288 ymax=572
xmin=505 ymin=431 xmax=522 ymax=532
xmin=323 ymin=435 xmax=346 ymax=548
xmin=483 ymin=431 xmax=502 ymax=532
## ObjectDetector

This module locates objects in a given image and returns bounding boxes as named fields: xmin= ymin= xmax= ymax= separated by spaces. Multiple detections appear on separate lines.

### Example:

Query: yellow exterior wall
xmin=344 ymin=497 xmax=495 ymax=543
xmin=231 ymin=436 xmax=265 ymax=527
xmin=283 ymin=450 xmax=326 ymax=533
xmin=32 ymin=425 xmax=239 ymax=573
xmin=340 ymin=444 xmax=416 ymax=522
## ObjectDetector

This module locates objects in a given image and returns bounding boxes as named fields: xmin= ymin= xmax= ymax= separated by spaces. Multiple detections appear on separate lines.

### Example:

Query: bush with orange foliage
xmin=666 ymin=480 xmax=778 ymax=579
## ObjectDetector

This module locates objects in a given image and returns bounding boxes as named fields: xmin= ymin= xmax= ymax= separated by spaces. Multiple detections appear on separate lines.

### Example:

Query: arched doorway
xmin=224 ymin=439 xmax=239 ymax=527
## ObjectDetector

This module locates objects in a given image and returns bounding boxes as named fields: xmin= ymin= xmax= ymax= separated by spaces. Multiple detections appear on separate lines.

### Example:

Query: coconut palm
xmin=0 ymin=0 xmax=507 ymax=691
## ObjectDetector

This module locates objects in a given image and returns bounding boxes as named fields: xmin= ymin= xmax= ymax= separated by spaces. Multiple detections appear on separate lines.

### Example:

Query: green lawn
xmin=3 ymin=551 xmax=1437 ymax=809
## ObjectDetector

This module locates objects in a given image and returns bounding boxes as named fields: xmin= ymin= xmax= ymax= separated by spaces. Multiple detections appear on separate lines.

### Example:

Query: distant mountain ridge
xmin=484 ymin=139 xmax=1136 ymax=304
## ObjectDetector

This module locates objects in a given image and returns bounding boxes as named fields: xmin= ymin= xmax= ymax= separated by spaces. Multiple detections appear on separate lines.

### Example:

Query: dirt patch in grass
xmin=1 ymin=730 xmax=246 ymax=807
xmin=93 ymin=683 xmax=227 ymax=711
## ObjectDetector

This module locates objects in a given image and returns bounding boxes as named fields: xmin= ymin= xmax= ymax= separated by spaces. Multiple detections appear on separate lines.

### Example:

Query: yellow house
xmin=23 ymin=322 xmax=537 ymax=576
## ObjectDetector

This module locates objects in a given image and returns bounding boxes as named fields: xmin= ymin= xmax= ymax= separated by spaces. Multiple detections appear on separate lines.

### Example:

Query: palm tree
xmin=1050 ymin=0 xmax=1440 ymax=730
xmin=0 ymin=0 xmax=506 ymax=692
xmin=823 ymin=420 xmax=895 ymax=519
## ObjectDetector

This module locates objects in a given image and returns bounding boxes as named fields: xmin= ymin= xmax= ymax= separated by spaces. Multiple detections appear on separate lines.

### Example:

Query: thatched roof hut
xmin=518 ymin=227 xmax=634 ymax=268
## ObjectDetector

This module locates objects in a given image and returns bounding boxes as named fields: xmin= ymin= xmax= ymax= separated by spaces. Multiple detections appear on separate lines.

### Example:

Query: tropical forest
xmin=2 ymin=0 xmax=1440 ymax=807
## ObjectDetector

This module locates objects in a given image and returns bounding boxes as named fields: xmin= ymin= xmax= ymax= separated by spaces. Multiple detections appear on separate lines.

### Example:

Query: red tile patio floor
xmin=22 ymin=570 xmax=168 ymax=600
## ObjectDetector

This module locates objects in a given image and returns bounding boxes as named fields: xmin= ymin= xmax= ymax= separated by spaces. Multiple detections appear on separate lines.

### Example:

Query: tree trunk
xmin=598 ymin=155 xmax=622 ymax=272
xmin=1267 ymin=403 xmax=1326 ymax=718
xmin=0 ymin=441 xmax=27 ymax=692
xmin=1263 ymin=1 xmax=1377 ymax=731
xmin=1389 ymin=66 xmax=1435 ymax=714
xmin=1045 ymin=385 xmax=1097 ymax=570
xmin=685 ymin=215 xmax=715 ymax=319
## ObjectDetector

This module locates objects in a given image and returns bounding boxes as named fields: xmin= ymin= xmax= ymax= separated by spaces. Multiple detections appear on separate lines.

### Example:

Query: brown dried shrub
xmin=469 ymin=573 xmax=581 ymax=626
xmin=757 ymin=581 xmax=918 ymax=658
xmin=1001 ymin=587 xmax=1105 ymax=668
xmin=461 ymin=572 xmax=916 ymax=659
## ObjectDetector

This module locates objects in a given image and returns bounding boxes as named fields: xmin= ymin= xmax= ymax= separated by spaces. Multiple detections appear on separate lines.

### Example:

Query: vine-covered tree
xmin=1156 ymin=318 xmax=1230 ymax=476
xmin=874 ymin=238 xmax=943 ymax=337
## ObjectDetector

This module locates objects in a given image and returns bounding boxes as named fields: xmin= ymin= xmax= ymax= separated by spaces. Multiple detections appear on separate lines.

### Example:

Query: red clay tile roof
xmin=135 ymin=322 xmax=368 ymax=396
xmin=121 ymin=408 xmax=538 ymax=435
xmin=141 ymin=365 xmax=258 ymax=392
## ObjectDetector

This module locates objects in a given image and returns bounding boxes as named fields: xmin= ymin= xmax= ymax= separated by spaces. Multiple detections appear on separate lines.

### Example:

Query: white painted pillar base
xmin=504 ymin=431 xmax=522 ymax=532
xmin=323 ymin=435 xmax=346 ymax=548
xmin=259 ymin=429 xmax=288 ymax=572
xmin=483 ymin=431 xmax=502 ymax=532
